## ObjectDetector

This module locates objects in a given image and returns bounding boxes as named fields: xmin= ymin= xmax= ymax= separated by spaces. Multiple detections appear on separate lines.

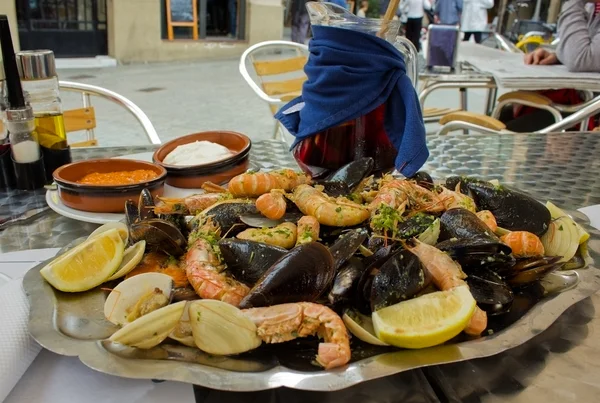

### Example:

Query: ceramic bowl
xmin=53 ymin=159 xmax=167 ymax=213
xmin=152 ymin=131 xmax=251 ymax=188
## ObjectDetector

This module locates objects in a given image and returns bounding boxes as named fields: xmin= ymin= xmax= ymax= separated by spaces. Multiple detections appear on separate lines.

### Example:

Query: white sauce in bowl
xmin=163 ymin=141 xmax=234 ymax=166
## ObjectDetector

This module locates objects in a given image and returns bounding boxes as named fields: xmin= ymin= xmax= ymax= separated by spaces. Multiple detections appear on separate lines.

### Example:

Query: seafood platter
xmin=24 ymin=158 xmax=600 ymax=391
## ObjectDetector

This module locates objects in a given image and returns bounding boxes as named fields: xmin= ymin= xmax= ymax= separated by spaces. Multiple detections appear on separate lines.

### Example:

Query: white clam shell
xmin=169 ymin=302 xmax=196 ymax=348
xmin=109 ymin=301 xmax=187 ymax=349
xmin=343 ymin=310 xmax=389 ymax=346
xmin=104 ymin=272 xmax=174 ymax=326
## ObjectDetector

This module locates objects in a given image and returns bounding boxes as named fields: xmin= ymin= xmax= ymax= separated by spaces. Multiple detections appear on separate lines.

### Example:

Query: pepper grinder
xmin=16 ymin=49 xmax=71 ymax=183
xmin=0 ymin=15 xmax=45 ymax=190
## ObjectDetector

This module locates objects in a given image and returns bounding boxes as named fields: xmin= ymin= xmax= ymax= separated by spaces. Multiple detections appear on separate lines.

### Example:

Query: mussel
xmin=314 ymin=158 xmax=374 ymax=197
xmin=459 ymin=178 xmax=551 ymax=236
xmin=354 ymin=245 xmax=396 ymax=314
xmin=328 ymin=257 xmax=367 ymax=305
xmin=219 ymin=239 xmax=287 ymax=286
xmin=238 ymin=242 xmax=336 ymax=308
xmin=370 ymin=250 xmax=431 ymax=311
xmin=194 ymin=199 xmax=258 ymax=233
xmin=439 ymin=208 xmax=500 ymax=241
xmin=328 ymin=228 xmax=369 ymax=271
xmin=506 ymin=256 xmax=564 ymax=286
xmin=466 ymin=270 xmax=514 ymax=315
xmin=409 ymin=171 xmax=435 ymax=191
xmin=369 ymin=213 xmax=438 ymax=251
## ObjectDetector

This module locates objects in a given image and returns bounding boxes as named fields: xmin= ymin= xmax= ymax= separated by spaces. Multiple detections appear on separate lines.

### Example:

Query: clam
xmin=238 ymin=242 xmax=335 ymax=309
xmin=106 ymin=240 xmax=147 ymax=281
xmin=169 ymin=302 xmax=195 ymax=347
xmin=104 ymin=272 xmax=174 ymax=326
xmin=108 ymin=300 xmax=187 ymax=349
xmin=189 ymin=300 xmax=261 ymax=355
xmin=342 ymin=309 xmax=389 ymax=346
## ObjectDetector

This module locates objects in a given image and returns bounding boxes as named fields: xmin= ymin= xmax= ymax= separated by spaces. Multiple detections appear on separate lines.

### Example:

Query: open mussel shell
xmin=507 ymin=256 xmax=565 ymax=286
xmin=409 ymin=171 xmax=434 ymax=190
xmin=328 ymin=257 xmax=367 ymax=305
xmin=219 ymin=239 xmax=287 ymax=286
xmin=108 ymin=301 xmax=187 ymax=349
xmin=328 ymin=228 xmax=369 ymax=271
xmin=439 ymin=208 xmax=502 ymax=242
xmin=197 ymin=199 xmax=258 ymax=233
xmin=354 ymin=245 xmax=396 ymax=315
xmin=466 ymin=270 xmax=514 ymax=315
xmin=322 ymin=157 xmax=374 ymax=191
xmin=370 ymin=249 xmax=431 ymax=311
xmin=238 ymin=242 xmax=335 ymax=308
xmin=459 ymin=177 xmax=551 ymax=236
xmin=138 ymin=188 xmax=157 ymax=221
xmin=129 ymin=219 xmax=187 ymax=256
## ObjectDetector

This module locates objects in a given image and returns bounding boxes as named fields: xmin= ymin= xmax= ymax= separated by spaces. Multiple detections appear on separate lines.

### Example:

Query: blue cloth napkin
xmin=275 ymin=25 xmax=428 ymax=177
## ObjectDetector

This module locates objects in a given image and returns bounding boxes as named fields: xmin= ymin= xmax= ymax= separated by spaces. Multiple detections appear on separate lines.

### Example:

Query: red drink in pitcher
xmin=292 ymin=104 xmax=398 ymax=178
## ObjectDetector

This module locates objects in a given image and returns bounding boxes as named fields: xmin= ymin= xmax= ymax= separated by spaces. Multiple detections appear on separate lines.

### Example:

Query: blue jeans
xmin=228 ymin=0 xmax=237 ymax=36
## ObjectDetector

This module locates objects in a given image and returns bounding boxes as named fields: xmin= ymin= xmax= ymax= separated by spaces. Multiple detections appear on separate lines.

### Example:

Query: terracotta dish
xmin=153 ymin=131 xmax=251 ymax=188
xmin=53 ymin=159 xmax=166 ymax=213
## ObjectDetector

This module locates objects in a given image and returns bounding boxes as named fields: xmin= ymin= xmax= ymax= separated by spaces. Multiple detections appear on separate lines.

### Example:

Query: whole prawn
xmin=291 ymin=185 xmax=370 ymax=227
xmin=404 ymin=239 xmax=488 ymax=336
xmin=184 ymin=219 xmax=249 ymax=307
xmin=154 ymin=193 xmax=232 ymax=215
xmin=228 ymin=169 xmax=311 ymax=198
xmin=242 ymin=302 xmax=351 ymax=369
xmin=369 ymin=179 xmax=445 ymax=215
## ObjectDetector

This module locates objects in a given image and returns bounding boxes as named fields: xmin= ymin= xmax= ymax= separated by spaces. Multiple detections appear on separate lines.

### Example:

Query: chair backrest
xmin=239 ymin=41 xmax=309 ymax=115
xmin=59 ymin=81 xmax=161 ymax=147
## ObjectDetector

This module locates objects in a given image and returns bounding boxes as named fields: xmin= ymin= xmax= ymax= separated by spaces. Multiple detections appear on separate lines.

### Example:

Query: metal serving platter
xmin=23 ymin=215 xmax=600 ymax=392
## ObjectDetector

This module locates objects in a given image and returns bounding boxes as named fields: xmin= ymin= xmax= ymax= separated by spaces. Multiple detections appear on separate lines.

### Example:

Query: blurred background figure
xmin=401 ymin=0 xmax=432 ymax=51
xmin=329 ymin=0 xmax=350 ymax=9
xmin=461 ymin=0 xmax=493 ymax=43
xmin=434 ymin=0 xmax=462 ymax=24
xmin=357 ymin=0 xmax=370 ymax=17
xmin=291 ymin=0 xmax=311 ymax=43
xmin=228 ymin=0 xmax=238 ymax=37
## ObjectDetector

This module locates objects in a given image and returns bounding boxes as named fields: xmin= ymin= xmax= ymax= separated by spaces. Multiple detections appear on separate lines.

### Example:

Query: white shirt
xmin=400 ymin=0 xmax=432 ymax=18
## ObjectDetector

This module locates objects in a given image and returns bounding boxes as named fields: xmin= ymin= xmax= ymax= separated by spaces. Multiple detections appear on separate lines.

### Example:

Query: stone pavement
xmin=57 ymin=57 xmax=492 ymax=147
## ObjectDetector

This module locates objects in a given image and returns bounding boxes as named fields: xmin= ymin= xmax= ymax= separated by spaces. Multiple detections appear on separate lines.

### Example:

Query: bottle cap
xmin=15 ymin=50 xmax=57 ymax=80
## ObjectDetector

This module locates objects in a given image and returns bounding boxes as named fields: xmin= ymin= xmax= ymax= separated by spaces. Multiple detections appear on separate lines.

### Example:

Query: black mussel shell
xmin=324 ymin=157 xmax=374 ymax=191
xmin=129 ymin=219 xmax=187 ymax=256
xmin=507 ymin=256 xmax=564 ymax=286
xmin=318 ymin=181 xmax=351 ymax=198
xmin=197 ymin=200 xmax=258 ymax=233
xmin=439 ymin=208 xmax=501 ymax=242
xmin=138 ymin=188 xmax=157 ymax=221
xmin=461 ymin=178 xmax=551 ymax=236
xmin=466 ymin=270 xmax=514 ymax=315
xmin=238 ymin=243 xmax=335 ymax=308
xmin=409 ymin=171 xmax=434 ymax=190
xmin=125 ymin=199 xmax=138 ymax=227
xmin=328 ymin=257 xmax=367 ymax=305
xmin=368 ymin=213 xmax=435 ymax=251
xmin=328 ymin=228 xmax=369 ymax=271
xmin=445 ymin=176 xmax=469 ymax=195
xmin=354 ymin=245 xmax=396 ymax=314
xmin=436 ymin=237 xmax=514 ymax=273
xmin=219 ymin=239 xmax=287 ymax=286
xmin=370 ymin=250 xmax=431 ymax=311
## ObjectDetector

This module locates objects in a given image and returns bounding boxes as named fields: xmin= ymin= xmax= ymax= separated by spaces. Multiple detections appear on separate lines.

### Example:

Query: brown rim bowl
xmin=53 ymin=159 xmax=167 ymax=213
xmin=152 ymin=131 xmax=252 ymax=188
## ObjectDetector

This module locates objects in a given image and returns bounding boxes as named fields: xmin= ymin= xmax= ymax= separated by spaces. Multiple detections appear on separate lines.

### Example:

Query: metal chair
xmin=59 ymin=81 xmax=161 ymax=147
xmin=239 ymin=41 xmax=309 ymax=141
xmin=436 ymin=95 xmax=600 ymax=135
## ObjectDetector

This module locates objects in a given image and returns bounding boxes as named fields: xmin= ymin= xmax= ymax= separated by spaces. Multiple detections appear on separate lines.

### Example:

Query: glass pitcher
xmin=292 ymin=2 xmax=419 ymax=179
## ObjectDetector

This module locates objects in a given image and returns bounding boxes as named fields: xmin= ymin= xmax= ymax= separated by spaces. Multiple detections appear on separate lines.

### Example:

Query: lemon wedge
xmin=41 ymin=228 xmax=125 ymax=292
xmin=88 ymin=222 xmax=129 ymax=244
xmin=372 ymin=285 xmax=476 ymax=349
xmin=107 ymin=241 xmax=146 ymax=281
xmin=545 ymin=201 xmax=589 ymax=244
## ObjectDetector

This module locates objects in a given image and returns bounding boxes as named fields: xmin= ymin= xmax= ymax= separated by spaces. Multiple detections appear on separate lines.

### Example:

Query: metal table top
xmin=2 ymin=134 xmax=600 ymax=402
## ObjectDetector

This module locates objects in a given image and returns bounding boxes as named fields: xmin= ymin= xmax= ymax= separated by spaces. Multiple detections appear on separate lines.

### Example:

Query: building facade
xmin=1 ymin=0 xmax=283 ymax=63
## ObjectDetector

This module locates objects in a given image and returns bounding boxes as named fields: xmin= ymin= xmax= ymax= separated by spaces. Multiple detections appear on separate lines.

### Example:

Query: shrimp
xmin=236 ymin=222 xmax=297 ymax=249
xmin=404 ymin=239 xmax=488 ymax=336
xmin=291 ymin=185 xmax=370 ymax=227
xmin=185 ymin=219 xmax=249 ymax=307
xmin=369 ymin=179 xmax=445 ymax=215
xmin=476 ymin=210 xmax=498 ymax=232
xmin=228 ymin=169 xmax=311 ymax=198
xmin=256 ymin=190 xmax=287 ymax=220
xmin=437 ymin=186 xmax=476 ymax=212
xmin=500 ymin=231 xmax=545 ymax=257
xmin=154 ymin=193 xmax=232 ymax=215
xmin=126 ymin=252 xmax=189 ymax=288
xmin=296 ymin=216 xmax=320 ymax=245
xmin=242 ymin=302 xmax=351 ymax=369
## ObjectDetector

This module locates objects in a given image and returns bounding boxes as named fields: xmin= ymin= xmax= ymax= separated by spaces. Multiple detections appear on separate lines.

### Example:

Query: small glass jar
xmin=7 ymin=107 xmax=40 ymax=164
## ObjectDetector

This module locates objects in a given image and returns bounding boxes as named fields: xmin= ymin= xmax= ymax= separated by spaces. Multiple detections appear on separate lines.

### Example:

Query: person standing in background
xmin=461 ymin=0 xmax=493 ymax=43
xmin=357 ymin=0 xmax=370 ymax=17
xmin=228 ymin=0 xmax=237 ymax=37
xmin=434 ymin=0 xmax=463 ymax=24
xmin=401 ymin=0 xmax=432 ymax=51
xmin=291 ymin=0 xmax=310 ymax=44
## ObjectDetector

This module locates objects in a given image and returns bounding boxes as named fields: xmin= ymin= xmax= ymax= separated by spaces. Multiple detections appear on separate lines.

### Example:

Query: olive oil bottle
xmin=35 ymin=112 xmax=67 ymax=149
